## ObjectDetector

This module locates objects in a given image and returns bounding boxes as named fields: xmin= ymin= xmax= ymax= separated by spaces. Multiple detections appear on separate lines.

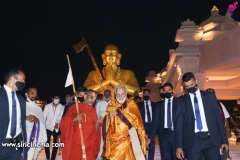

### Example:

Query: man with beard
xmin=25 ymin=87 xmax=47 ymax=160
xmin=60 ymin=89 xmax=101 ymax=160
xmin=101 ymin=84 xmax=146 ymax=160
xmin=175 ymin=72 xmax=229 ymax=160
xmin=95 ymin=89 xmax=112 ymax=120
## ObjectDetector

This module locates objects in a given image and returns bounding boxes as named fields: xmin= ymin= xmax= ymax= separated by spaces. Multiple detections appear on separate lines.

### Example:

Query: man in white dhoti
xmin=25 ymin=87 xmax=47 ymax=160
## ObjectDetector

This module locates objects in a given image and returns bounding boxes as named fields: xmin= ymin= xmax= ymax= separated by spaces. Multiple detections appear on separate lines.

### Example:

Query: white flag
xmin=65 ymin=68 xmax=73 ymax=87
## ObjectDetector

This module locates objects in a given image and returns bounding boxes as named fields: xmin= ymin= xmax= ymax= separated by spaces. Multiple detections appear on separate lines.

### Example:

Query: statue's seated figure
xmin=83 ymin=44 xmax=140 ymax=95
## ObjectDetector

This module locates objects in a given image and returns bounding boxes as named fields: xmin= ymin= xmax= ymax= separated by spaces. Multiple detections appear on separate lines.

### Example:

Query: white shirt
xmin=95 ymin=100 xmax=111 ymax=117
xmin=4 ymin=85 xmax=21 ymax=138
xmin=189 ymin=89 xmax=209 ymax=132
xmin=220 ymin=102 xmax=230 ymax=118
xmin=43 ymin=103 xmax=64 ymax=131
xmin=164 ymin=96 xmax=174 ymax=129
xmin=144 ymin=101 xmax=152 ymax=123
xmin=219 ymin=102 xmax=230 ymax=127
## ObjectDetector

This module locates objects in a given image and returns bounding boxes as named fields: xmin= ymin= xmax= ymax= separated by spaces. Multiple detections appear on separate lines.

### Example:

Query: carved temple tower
xmin=145 ymin=6 xmax=240 ymax=101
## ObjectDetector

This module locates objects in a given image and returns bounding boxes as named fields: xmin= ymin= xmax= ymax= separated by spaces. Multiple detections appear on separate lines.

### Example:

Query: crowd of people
xmin=0 ymin=67 xmax=238 ymax=160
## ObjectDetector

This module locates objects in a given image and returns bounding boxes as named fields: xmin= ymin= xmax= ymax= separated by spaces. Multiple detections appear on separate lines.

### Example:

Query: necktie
xmin=193 ymin=93 xmax=203 ymax=131
xmin=146 ymin=102 xmax=151 ymax=123
xmin=11 ymin=91 xmax=17 ymax=138
xmin=167 ymin=98 xmax=172 ymax=128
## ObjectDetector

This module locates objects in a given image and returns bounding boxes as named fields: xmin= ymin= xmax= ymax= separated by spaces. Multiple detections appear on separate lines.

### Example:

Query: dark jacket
xmin=175 ymin=90 xmax=228 ymax=149
xmin=149 ymin=97 xmax=178 ymax=141
xmin=0 ymin=87 xmax=27 ymax=159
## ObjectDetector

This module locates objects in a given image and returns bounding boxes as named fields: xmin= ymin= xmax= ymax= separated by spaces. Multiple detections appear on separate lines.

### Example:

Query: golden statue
xmin=83 ymin=44 xmax=140 ymax=95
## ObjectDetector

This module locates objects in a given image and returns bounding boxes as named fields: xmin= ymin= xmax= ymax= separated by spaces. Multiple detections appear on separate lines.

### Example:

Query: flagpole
xmin=66 ymin=54 xmax=87 ymax=160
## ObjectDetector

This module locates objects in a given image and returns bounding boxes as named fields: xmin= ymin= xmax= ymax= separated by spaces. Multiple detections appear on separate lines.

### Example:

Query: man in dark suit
xmin=148 ymin=82 xmax=177 ymax=160
xmin=137 ymin=88 xmax=158 ymax=160
xmin=175 ymin=72 xmax=229 ymax=160
xmin=0 ymin=68 xmax=27 ymax=160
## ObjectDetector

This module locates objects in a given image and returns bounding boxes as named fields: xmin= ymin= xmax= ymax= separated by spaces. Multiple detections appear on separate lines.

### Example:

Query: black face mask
xmin=78 ymin=97 xmax=84 ymax=102
xmin=143 ymin=95 xmax=150 ymax=101
xmin=187 ymin=84 xmax=198 ymax=93
xmin=160 ymin=93 xmax=165 ymax=99
xmin=15 ymin=81 xmax=26 ymax=92
xmin=164 ymin=92 xmax=173 ymax=99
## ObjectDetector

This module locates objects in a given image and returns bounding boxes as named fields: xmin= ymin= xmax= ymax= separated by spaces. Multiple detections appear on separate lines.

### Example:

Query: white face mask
xmin=53 ymin=99 xmax=60 ymax=104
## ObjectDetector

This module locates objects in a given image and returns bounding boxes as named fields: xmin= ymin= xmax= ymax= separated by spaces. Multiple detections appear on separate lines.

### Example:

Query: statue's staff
xmin=65 ymin=54 xmax=87 ymax=160
xmin=73 ymin=37 xmax=104 ymax=82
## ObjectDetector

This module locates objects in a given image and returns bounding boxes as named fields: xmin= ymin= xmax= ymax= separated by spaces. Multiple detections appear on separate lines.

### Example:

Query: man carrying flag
xmin=60 ymin=89 xmax=102 ymax=160
xmin=61 ymin=55 xmax=102 ymax=159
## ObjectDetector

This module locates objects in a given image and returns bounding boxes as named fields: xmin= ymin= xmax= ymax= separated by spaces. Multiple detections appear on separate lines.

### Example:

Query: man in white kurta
xmin=44 ymin=95 xmax=64 ymax=160
xmin=94 ymin=89 xmax=111 ymax=160
xmin=25 ymin=87 xmax=47 ymax=160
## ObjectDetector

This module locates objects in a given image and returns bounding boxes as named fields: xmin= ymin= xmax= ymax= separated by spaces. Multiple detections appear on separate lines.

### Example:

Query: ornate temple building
xmin=144 ymin=6 xmax=240 ymax=101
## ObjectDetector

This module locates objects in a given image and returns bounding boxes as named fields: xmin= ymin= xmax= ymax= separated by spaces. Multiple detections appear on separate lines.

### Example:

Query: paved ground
xmin=36 ymin=142 xmax=240 ymax=160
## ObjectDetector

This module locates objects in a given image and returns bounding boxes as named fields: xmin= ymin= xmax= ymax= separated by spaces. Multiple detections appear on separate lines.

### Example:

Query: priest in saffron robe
xmin=60 ymin=89 xmax=101 ymax=160
xmin=101 ymin=84 xmax=146 ymax=160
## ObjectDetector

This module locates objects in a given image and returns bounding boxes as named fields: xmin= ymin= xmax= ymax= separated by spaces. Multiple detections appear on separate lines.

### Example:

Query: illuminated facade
xmin=142 ymin=70 xmax=162 ymax=101
xmin=145 ymin=6 xmax=240 ymax=101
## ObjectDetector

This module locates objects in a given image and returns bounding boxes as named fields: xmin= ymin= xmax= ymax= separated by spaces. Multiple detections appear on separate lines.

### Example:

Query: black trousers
xmin=160 ymin=130 xmax=177 ymax=160
xmin=186 ymin=135 xmax=221 ymax=160
xmin=44 ymin=129 xmax=60 ymax=160
xmin=145 ymin=123 xmax=155 ymax=160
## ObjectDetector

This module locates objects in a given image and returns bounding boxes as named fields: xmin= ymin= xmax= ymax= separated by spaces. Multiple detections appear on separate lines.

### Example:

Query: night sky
xmin=1 ymin=0 xmax=239 ymax=103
